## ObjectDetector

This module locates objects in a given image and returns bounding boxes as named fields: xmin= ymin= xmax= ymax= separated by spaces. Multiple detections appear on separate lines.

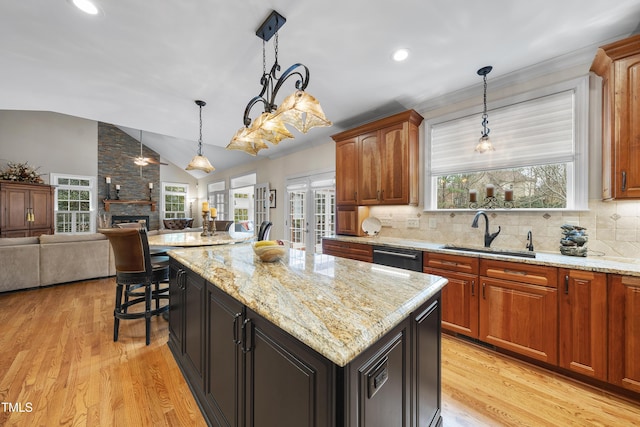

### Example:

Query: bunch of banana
xmin=254 ymin=240 xmax=284 ymax=247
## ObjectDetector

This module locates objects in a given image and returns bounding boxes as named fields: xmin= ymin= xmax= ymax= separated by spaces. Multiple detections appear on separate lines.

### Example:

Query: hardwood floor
xmin=1 ymin=278 xmax=638 ymax=426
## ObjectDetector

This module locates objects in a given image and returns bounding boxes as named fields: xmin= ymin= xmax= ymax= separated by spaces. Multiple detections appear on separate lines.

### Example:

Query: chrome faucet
xmin=526 ymin=230 xmax=534 ymax=252
xmin=471 ymin=210 xmax=501 ymax=248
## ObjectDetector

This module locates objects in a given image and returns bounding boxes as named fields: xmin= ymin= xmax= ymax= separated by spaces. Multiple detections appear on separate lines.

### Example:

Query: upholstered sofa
xmin=0 ymin=233 xmax=116 ymax=293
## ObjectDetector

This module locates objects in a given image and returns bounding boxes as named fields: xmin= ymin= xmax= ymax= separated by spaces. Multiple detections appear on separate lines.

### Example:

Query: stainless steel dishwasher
xmin=372 ymin=245 xmax=423 ymax=272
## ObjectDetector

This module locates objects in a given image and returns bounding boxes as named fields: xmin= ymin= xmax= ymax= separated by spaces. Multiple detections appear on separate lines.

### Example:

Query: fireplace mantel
xmin=103 ymin=199 xmax=157 ymax=212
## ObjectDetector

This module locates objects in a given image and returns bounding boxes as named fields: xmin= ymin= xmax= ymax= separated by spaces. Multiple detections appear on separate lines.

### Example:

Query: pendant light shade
xmin=475 ymin=66 xmax=495 ymax=153
xmin=186 ymin=100 xmax=215 ymax=173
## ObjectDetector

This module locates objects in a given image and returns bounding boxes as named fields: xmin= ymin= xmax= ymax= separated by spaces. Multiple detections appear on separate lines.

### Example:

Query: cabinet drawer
xmin=424 ymin=252 xmax=479 ymax=275
xmin=322 ymin=240 xmax=373 ymax=263
xmin=480 ymin=259 xmax=557 ymax=288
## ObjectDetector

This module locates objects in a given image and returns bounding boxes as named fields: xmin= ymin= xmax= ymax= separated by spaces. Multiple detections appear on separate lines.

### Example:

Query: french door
xmin=285 ymin=173 xmax=335 ymax=253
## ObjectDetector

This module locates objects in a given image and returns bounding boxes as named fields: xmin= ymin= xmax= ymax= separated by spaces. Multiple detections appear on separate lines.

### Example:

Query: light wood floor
xmin=1 ymin=278 xmax=638 ymax=426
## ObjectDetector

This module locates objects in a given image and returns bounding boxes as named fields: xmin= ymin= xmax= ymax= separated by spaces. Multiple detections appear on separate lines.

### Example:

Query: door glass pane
xmin=288 ymin=190 xmax=306 ymax=250
xmin=313 ymin=188 xmax=335 ymax=253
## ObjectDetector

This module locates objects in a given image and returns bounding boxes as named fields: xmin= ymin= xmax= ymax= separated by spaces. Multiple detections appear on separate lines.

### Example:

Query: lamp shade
xmin=474 ymin=135 xmax=495 ymax=153
xmin=275 ymin=90 xmax=332 ymax=133
xmin=186 ymin=154 xmax=215 ymax=173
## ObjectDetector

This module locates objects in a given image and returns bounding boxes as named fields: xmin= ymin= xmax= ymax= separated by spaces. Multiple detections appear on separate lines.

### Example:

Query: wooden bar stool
xmin=100 ymin=228 xmax=169 ymax=345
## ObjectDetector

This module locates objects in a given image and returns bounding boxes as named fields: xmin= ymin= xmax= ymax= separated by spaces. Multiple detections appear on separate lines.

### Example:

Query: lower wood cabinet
xmin=322 ymin=239 xmax=373 ymax=263
xmin=424 ymin=253 xmax=479 ymax=338
xmin=608 ymin=275 xmax=640 ymax=393
xmin=479 ymin=259 xmax=558 ymax=364
xmin=558 ymin=269 xmax=607 ymax=380
xmin=169 ymin=259 xmax=443 ymax=427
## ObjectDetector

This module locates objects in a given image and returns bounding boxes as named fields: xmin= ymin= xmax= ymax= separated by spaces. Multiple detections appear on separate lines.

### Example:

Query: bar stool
xmin=100 ymin=228 xmax=170 ymax=345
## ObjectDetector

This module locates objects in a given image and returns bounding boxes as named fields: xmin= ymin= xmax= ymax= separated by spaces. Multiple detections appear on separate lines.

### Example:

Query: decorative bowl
xmin=252 ymin=241 xmax=286 ymax=262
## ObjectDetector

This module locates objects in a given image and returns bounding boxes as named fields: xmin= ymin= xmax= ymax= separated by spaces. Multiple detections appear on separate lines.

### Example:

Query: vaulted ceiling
xmin=2 ymin=1 xmax=639 ymax=177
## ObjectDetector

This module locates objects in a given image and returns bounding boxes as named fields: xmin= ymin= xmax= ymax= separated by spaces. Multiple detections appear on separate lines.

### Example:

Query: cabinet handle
xmin=482 ymin=282 xmax=486 ymax=299
xmin=354 ymin=191 xmax=357 ymax=201
xmin=503 ymin=269 xmax=527 ymax=276
xmin=232 ymin=312 xmax=242 ymax=345
xmin=471 ymin=280 xmax=475 ymax=296
xmin=622 ymin=171 xmax=627 ymax=192
xmin=380 ymin=189 xmax=384 ymax=201
xmin=564 ymin=275 xmax=569 ymax=295
xmin=377 ymin=190 xmax=381 ymax=201
xmin=242 ymin=318 xmax=253 ymax=353
xmin=441 ymin=260 xmax=459 ymax=267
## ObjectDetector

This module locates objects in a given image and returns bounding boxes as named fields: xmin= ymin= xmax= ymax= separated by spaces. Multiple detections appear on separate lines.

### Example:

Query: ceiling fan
xmin=133 ymin=130 xmax=168 ymax=166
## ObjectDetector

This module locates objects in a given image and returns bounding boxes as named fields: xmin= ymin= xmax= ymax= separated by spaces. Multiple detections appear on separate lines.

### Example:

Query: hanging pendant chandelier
xmin=475 ymin=66 xmax=495 ymax=153
xmin=186 ymin=100 xmax=215 ymax=173
xmin=227 ymin=10 xmax=332 ymax=156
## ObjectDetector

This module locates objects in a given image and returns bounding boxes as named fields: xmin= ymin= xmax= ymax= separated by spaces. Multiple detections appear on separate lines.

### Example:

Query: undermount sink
xmin=441 ymin=244 xmax=537 ymax=258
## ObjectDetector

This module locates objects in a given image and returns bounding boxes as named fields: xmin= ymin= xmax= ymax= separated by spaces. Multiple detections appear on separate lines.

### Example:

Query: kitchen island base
xmin=168 ymin=260 xmax=442 ymax=427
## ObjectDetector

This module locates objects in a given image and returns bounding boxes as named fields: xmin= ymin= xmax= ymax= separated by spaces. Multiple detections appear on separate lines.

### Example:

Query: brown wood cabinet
xmin=558 ymin=269 xmax=607 ymax=381
xmin=332 ymin=110 xmax=423 ymax=207
xmin=590 ymin=34 xmax=640 ymax=200
xmin=335 ymin=205 xmax=369 ymax=237
xmin=0 ymin=181 xmax=54 ymax=237
xmin=335 ymin=137 xmax=359 ymax=206
xmin=322 ymin=239 xmax=373 ymax=263
xmin=479 ymin=259 xmax=558 ymax=364
xmin=608 ymin=275 xmax=640 ymax=393
xmin=424 ymin=252 xmax=479 ymax=338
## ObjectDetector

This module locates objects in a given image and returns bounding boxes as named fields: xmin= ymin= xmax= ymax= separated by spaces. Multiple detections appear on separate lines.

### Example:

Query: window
xmin=51 ymin=174 xmax=95 ymax=234
xmin=230 ymin=173 xmax=256 ymax=231
xmin=425 ymin=76 xmax=589 ymax=210
xmin=162 ymin=182 xmax=189 ymax=218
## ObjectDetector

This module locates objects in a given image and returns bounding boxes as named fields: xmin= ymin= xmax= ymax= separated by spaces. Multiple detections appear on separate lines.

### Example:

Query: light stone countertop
xmin=324 ymin=236 xmax=640 ymax=277
xmin=148 ymin=230 xmax=253 ymax=247
xmin=168 ymin=243 xmax=448 ymax=367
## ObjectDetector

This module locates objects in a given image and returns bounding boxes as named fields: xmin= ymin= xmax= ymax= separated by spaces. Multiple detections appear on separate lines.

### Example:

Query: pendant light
xmin=134 ymin=130 xmax=149 ymax=166
xmin=227 ymin=10 xmax=331 ymax=156
xmin=186 ymin=100 xmax=215 ymax=173
xmin=475 ymin=66 xmax=495 ymax=153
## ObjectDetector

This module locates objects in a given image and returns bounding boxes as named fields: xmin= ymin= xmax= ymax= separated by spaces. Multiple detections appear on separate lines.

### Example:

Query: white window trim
xmin=161 ymin=181 xmax=190 ymax=219
xmin=424 ymin=75 xmax=589 ymax=211
xmin=50 ymin=173 xmax=96 ymax=234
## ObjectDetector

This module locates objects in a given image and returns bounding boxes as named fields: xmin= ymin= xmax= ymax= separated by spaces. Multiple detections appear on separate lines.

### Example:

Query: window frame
xmin=424 ymin=76 xmax=589 ymax=211
xmin=161 ymin=182 xmax=189 ymax=219
xmin=50 ymin=173 xmax=96 ymax=234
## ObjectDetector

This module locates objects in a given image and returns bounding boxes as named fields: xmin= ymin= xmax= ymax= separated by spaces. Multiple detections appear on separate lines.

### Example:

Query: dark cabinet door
xmin=244 ymin=309 xmax=333 ymax=427
xmin=413 ymin=297 xmax=441 ymax=427
xmin=349 ymin=318 xmax=411 ymax=427
xmin=168 ymin=263 xmax=184 ymax=352
xmin=183 ymin=270 xmax=205 ymax=389
xmin=206 ymin=283 xmax=244 ymax=427
xmin=3 ymin=185 xmax=30 ymax=231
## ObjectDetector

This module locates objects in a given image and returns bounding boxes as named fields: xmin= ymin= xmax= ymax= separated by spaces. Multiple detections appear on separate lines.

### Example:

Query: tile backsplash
xmin=369 ymin=199 xmax=640 ymax=259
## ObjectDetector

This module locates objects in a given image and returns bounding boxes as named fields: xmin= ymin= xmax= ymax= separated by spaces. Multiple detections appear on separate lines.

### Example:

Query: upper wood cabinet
xmin=0 ymin=181 xmax=54 ymax=237
xmin=590 ymin=34 xmax=640 ymax=200
xmin=332 ymin=110 xmax=423 ymax=206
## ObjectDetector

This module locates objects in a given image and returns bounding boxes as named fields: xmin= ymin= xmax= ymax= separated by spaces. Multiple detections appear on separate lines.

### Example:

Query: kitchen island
xmin=167 ymin=243 xmax=447 ymax=427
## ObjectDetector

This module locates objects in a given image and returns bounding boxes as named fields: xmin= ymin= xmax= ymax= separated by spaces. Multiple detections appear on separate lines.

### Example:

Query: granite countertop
xmin=324 ymin=235 xmax=640 ymax=277
xmin=147 ymin=230 xmax=252 ymax=247
xmin=168 ymin=243 xmax=447 ymax=367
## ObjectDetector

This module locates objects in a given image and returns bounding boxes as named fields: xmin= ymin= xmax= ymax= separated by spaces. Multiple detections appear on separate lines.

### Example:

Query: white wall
xmin=199 ymin=141 xmax=336 ymax=239
xmin=0 ymin=110 xmax=97 ymax=181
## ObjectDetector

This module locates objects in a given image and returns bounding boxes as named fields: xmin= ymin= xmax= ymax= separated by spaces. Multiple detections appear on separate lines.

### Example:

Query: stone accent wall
xmin=97 ymin=123 xmax=161 ymax=230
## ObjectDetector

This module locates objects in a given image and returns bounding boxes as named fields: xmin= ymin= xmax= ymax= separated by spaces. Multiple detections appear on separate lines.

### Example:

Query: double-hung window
xmin=162 ymin=182 xmax=189 ymax=218
xmin=51 ymin=174 xmax=95 ymax=234
xmin=425 ymin=76 xmax=589 ymax=211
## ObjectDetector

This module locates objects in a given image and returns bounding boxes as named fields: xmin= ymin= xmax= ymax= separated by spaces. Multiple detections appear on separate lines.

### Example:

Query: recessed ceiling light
xmin=72 ymin=0 xmax=99 ymax=15
xmin=392 ymin=48 xmax=410 ymax=62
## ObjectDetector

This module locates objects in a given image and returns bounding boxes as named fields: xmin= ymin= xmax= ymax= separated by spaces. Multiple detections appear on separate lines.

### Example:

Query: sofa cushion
xmin=0 ymin=237 xmax=40 ymax=246
xmin=0 ymin=244 xmax=40 ymax=292
xmin=39 ymin=233 xmax=107 ymax=244
xmin=40 ymin=239 xmax=111 ymax=286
